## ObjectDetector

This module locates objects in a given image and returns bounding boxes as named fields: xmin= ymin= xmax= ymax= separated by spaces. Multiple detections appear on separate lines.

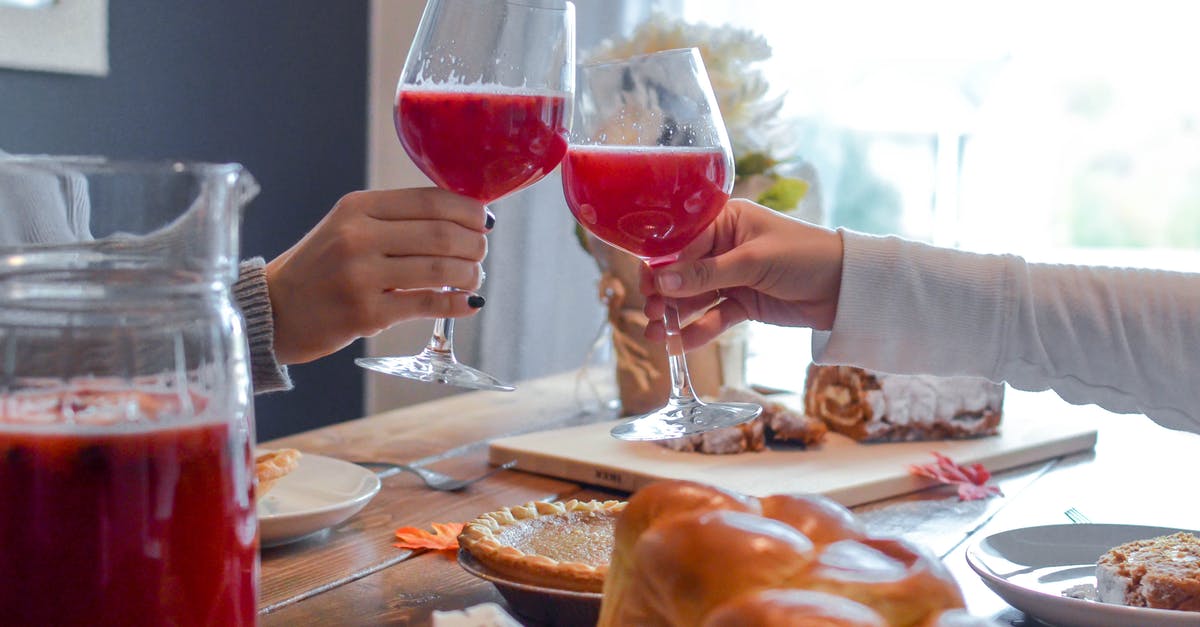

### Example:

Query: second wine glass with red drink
xmin=563 ymin=48 xmax=762 ymax=440
xmin=355 ymin=0 xmax=575 ymax=391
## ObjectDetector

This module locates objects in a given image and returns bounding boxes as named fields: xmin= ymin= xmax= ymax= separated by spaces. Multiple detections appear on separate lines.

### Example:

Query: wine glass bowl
xmin=564 ymin=145 xmax=729 ymax=262
xmin=563 ymin=48 xmax=762 ymax=440
xmin=395 ymin=88 xmax=570 ymax=204
xmin=355 ymin=0 xmax=575 ymax=391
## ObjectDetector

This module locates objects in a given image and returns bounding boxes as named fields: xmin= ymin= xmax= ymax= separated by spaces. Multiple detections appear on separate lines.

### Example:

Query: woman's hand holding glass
xmin=266 ymin=188 xmax=490 ymax=366
xmin=355 ymin=0 xmax=575 ymax=391
xmin=639 ymin=199 xmax=845 ymax=352
xmin=562 ymin=48 xmax=762 ymax=440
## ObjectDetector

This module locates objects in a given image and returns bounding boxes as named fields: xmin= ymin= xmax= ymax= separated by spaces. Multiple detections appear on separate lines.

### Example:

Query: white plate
xmin=257 ymin=452 xmax=381 ymax=548
xmin=966 ymin=523 xmax=1200 ymax=627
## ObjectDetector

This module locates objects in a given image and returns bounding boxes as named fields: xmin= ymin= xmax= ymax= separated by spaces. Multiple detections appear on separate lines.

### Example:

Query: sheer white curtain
xmin=365 ymin=0 xmax=681 ymax=412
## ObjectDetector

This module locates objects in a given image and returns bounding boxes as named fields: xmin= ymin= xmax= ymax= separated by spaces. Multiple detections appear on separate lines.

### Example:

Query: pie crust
xmin=255 ymin=448 xmax=301 ymax=499
xmin=459 ymin=499 xmax=626 ymax=593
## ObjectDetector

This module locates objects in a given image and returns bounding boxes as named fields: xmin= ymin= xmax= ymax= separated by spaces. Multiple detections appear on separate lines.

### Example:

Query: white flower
xmin=586 ymin=13 xmax=791 ymax=168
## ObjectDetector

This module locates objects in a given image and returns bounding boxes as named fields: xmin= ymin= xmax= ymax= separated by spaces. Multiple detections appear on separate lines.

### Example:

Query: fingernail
xmin=467 ymin=295 xmax=486 ymax=309
xmin=657 ymin=272 xmax=682 ymax=292
xmin=484 ymin=210 xmax=496 ymax=231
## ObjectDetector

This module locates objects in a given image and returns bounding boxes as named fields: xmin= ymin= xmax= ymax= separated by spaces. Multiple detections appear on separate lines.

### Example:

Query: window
xmin=678 ymin=0 xmax=1200 ymax=389
xmin=682 ymin=0 xmax=1199 ymax=260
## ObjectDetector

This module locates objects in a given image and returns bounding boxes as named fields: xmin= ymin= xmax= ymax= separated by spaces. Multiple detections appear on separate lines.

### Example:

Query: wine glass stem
xmin=662 ymin=297 xmax=700 ymax=406
xmin=427 ymin=289 xmax=455 ymax=354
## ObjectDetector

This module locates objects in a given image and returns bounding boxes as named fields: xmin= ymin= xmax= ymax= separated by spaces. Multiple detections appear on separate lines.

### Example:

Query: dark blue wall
xmin=0 ymin=1 xmax=370 ymax=440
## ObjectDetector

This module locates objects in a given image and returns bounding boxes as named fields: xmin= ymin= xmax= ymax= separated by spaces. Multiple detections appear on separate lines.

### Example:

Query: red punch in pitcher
xmin=0 ymin=157 xmax=260 ymax=626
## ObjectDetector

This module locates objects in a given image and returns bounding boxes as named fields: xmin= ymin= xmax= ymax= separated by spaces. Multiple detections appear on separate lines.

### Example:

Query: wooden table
xmin=257 ymin=370 xmax=1199 ymax=625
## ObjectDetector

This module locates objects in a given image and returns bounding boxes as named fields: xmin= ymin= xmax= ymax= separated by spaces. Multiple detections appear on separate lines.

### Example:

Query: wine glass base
xmin=610 ymin=400 xmax=762 ymax=441
xmin=355 ymin=349 xmax=516 ymax=392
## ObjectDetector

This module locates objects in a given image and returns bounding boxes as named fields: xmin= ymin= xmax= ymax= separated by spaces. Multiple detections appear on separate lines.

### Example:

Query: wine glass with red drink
xmin=355 ymin=0 xmax=575 ymax=391
xmin=563 ymin=48 xmax=762 ymax=440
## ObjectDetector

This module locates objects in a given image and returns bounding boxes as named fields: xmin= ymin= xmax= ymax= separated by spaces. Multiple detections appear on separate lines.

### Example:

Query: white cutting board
xmin=489 ymin=389 xmax=1098 ymax=507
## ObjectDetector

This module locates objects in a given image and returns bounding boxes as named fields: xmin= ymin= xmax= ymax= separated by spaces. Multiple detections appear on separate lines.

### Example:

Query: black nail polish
xmin=468 ymin=295 xmax=486 ymax=309
xmin=484 ymin=210 xmax=496 ymax=231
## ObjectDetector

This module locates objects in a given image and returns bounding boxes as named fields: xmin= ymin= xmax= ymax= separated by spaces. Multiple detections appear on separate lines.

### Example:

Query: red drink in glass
xmin=395 ymin=88 xmax=570 ymax=203
xmin=0 ymin=389 xmax=257 ymax=626
xmin=562 ymin=145 xmax=731 ymax=261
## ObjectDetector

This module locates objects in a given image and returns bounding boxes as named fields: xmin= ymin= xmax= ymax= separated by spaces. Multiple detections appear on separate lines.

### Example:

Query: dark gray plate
xmin=457 ymin=548 xmax=602 ymax=627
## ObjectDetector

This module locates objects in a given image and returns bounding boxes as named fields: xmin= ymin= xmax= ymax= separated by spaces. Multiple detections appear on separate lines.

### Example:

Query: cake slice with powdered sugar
xmin=1096 ymin=531 xmax=1200 ymax=611
xmin=804 ymin=365 xmax=1003 ymax=442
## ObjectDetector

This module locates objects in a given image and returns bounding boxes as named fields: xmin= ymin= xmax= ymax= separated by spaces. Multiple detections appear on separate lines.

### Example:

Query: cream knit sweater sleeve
xmin=813 ymin=229 xmax=1200 ymax=434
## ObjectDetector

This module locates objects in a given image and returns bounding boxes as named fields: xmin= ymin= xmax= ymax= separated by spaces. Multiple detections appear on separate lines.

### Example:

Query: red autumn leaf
xmin=909 ymin=452 xmax=1002 ymax=501
xmin=394 ymin=522 xmax=465 ymax=552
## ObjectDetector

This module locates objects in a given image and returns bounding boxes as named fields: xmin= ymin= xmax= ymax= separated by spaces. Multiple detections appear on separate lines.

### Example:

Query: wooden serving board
xmin=488 ymin=389 xmax=1098 ymax=507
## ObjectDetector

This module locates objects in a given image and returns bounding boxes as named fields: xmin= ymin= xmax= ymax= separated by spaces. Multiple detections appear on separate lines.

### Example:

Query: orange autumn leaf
xmin=394 ymin=522 xmax=465 ymax=552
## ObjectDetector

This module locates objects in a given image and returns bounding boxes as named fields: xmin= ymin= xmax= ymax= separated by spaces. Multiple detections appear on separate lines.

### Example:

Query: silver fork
xmin=353 ymin=459 xmax=517 ymax=491
xmin=1064 ymin=507 xmax=1092 ymax=524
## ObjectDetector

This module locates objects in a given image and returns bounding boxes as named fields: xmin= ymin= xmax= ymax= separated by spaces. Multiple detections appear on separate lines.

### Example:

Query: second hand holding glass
xmin=355 ymin=0 xmax=575 ymax=391
xmin=562 ymin=48 xmax=762 ymax=440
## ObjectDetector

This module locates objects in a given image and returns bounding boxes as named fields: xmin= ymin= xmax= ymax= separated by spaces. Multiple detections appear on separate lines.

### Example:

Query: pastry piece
xmin=758 ymin=493 xmax=866 ymax=545
xmin=805 ymin=365 xmax=1003 ymax=442
xmin=701 ymin=589 xmax=888 ymax=627
xmin=624 ymin=510 xmax=818 ymax=627
xmin=459 ymin=499 xmax=626 ymax=593
xmin=255 ymin=448 xmax=301 ymax=499
xmin=597 ymin=480 xmax=966 ymax=627
xmin=655 ymin=416 xmax=766 ymax=454
xmin=724 ymin=387 xmax=827 ymax=446
xmin=1096 ymin=531 xmax=1200 ymax=611
xmin=601 ymin=481 xmax=760 ymax=623
xmin=655 ymin=387 xmax=826 ymax=455
xmin=801 ymin=537 xmax=966 ymax=626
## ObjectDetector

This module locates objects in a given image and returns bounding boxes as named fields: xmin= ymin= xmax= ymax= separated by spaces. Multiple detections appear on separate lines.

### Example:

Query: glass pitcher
xmin=0 ymin=156 xmax=259 ymax=626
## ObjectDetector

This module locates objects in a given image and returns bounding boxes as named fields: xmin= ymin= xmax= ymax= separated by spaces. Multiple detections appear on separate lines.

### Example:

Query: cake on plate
xmin=804 ymin=365 xmax=1003 ymax=442
xmin=1096 ymin=531 xmax=1200 ymax=611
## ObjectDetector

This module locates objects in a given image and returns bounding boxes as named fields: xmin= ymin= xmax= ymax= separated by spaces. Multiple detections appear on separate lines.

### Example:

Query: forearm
xmin=234 ymin=257 xmax=293 ymax=394
xmin=1002 ymin=260 xmax=1200 ymax=431
xmin=814 ymin=230 xmax=1200 ymax=433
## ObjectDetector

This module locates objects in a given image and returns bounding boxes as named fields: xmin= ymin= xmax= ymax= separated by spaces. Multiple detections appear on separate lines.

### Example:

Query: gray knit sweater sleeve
xmin=235 ymin=257 xmax=293 ymax=394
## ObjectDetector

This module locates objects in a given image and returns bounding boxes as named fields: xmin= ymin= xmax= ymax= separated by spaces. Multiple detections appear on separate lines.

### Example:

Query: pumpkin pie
xmin=459 ymin=499 xmax=626 ymax=593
